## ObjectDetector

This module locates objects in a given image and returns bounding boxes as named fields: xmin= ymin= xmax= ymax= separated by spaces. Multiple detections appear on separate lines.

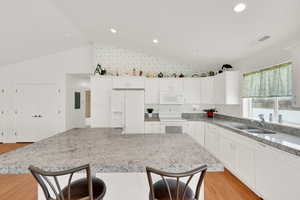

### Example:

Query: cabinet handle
xmin=1 ymin=132 xmax=4 ymax=136
xmin=38 ymin=115 xmax=42 ymax=118
xmin=14 ymin=132 xmax=17 ymax=136
xmin=32 ymin=115 xmax=37 ymax=118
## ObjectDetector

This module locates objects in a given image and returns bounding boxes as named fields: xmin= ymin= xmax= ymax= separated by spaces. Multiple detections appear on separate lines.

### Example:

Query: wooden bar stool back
xmin=146 ymin=165 xmax=207 ymax=200
xmin=29 ymin=164 xmax=106 ymax=200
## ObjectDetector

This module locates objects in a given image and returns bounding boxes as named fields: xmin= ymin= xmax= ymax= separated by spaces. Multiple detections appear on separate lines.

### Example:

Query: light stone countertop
xmin=0 ymin=128 xmax=223 ymax=174
xmin=205 ymin=118 xmax=300 ymax=157
xmin=145 ymin=113 xmax=300 ymax=157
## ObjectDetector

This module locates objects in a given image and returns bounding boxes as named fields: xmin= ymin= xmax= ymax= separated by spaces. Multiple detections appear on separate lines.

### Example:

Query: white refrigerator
xmin=111 ymin=89 xmax=145 ymax=134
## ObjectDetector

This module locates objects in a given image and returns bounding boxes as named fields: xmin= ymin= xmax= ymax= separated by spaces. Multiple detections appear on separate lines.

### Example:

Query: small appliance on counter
xmin=203 ymin=109 xmax=217 ymax=118
xmin=147 ymin=108 xmax=154 ymax=118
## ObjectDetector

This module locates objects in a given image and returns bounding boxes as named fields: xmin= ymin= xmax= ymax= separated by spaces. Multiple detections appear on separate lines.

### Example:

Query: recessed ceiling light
xmin=110 ymin=28 xmax=117 ymax=34
xmin=234 ymin=3 xmax=246 ymax=13
xmin=153 ymin=39 xmax=159 ymax=44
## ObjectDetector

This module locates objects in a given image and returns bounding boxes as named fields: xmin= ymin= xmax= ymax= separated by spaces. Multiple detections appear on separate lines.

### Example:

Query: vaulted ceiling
xmin=1 ymin=0 xmax=300 ymax=68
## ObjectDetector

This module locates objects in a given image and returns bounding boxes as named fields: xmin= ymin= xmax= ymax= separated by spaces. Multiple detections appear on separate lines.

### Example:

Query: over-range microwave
xmin=160 ymin=91 xmax=184 ymax=104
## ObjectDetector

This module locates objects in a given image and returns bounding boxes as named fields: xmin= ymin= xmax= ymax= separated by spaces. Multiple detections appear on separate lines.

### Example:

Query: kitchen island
xmin=0 ymin=128 xmax=222 ymax=200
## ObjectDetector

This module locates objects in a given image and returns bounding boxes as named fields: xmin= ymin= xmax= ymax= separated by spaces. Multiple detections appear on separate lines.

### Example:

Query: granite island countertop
xmin=0 ymin=128 xmax=223 ymax=174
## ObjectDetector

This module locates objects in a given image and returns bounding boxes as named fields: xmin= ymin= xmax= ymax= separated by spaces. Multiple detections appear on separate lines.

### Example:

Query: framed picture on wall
xmin=75 ymin=92 xmax=81 ymax=109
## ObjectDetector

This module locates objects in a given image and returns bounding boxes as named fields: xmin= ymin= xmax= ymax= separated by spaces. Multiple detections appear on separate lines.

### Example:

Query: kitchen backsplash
xmin=145 ymin=104 xmax=212 ymax=114
xmin=94 ymin=45 xmax=204 ymax=76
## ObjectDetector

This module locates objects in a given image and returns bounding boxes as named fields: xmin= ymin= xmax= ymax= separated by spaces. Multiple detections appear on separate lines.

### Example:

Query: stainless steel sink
xmin=245 ymin=129 xmax=276 ymax=134
xmin=233 ymin=125 xmax=258 ymax=130
xmin=231 ymin=124 xmax=276 ymax=134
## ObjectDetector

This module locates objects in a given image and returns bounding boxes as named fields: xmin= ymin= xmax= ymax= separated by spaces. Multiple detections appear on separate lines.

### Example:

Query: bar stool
xmin=146 ymin=165 xmax=207 ymax=200
xmin=29 ymin=164 xmax=106 ymax=200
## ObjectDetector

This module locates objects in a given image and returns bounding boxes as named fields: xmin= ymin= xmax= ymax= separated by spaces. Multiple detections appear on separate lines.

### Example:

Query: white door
xmin=183 ymin=78 xmax=201 ymax=104
xmin=145 ymin=79 xmax=160 ymax=104
xmin=14 ymin=84 xmax=39 ymax=142
xmin=0 ymin=111 xmax=4 ymax=143
xmin=200 ymin=77 xmax=214 ymax=104
xmin=37 ymin=84 xmax=60 ymax=140
xmin=125 ymin=90 xmax=144 ymax=134
xmin=14 ymin=84 xmax=59 ymax=142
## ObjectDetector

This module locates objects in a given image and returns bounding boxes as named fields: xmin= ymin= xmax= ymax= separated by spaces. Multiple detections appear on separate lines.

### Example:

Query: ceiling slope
xmin=0 ymin=0 xmax=87 ymax=67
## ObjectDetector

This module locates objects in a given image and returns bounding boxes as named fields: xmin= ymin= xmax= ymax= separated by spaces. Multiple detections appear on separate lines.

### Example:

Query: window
xmin=244 ymin=97 xmax=300 ymax=125
xmin=242 ymin=62 xmax=300 ymax=125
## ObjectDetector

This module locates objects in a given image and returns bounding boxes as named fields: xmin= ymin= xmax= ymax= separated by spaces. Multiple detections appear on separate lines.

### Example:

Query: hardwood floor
xmin=0 ymin=143 xmax=260 ymax=200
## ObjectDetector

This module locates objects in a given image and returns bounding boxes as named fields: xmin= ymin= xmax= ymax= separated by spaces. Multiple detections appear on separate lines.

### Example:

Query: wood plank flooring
xmin=0 ymin=143 xmax=261 ymax=200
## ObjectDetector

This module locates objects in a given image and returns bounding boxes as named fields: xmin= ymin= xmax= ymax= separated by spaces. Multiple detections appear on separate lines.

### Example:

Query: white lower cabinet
xmin=236 ymin=139 xmax=256 ymax=190
xmin=145 ymin=122 xmax=161 ymax=134
xmin=219 ymin=133 xmax=237 ymax=172
xmin=204 ymin=122 xmax=300 ymax=200
xmin=187 ymin=121 xmax=205 ymax=146
xmin=204 ymin=124 xmax=220 ymax=158
xmin=255 ymin=143 xmax=300 ymax=200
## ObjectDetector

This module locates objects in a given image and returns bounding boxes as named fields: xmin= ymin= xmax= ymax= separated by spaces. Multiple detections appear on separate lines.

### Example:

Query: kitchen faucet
xmin=256 ymin=114 xmax=265 ymax=128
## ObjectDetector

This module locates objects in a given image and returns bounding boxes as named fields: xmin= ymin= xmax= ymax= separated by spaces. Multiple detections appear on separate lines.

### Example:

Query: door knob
xmin=38 ymin=115 xmax=42 ymax=118
xmin=32 ymin=115 xmax=37 ymax=118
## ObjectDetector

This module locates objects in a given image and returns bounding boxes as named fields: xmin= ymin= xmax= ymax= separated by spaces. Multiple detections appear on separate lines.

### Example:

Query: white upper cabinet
xmin=145 ymin=78 xmax=160 ymax=104
xmin=113 ymin=77 xmax=145 ymax=89
xmin=183 ymin=78 xmax=201 ymax=104
xmin=160 ymin=78 xmax=183 ymax=92
xmin=213 ymin=71 xmax=240 ymax=105
xmin=200 ymin=76 xmax=214 ymax=104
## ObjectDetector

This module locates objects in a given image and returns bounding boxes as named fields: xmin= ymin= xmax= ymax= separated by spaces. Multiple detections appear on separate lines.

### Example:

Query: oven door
xmin=161 ymin=121 xmax=186 ymax=134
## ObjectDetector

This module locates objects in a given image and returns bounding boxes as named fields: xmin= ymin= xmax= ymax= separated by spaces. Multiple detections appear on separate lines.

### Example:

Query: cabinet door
xmin=205 ymin=124 xmax=220 ymax=157
xmin=236 ymin=142 xmax=255 ymax=189
xmin=220 ymin=135 xmax=237 ymax=171
xmin=152 ymin=123 xmax=161 ymax=133
xmin=194 ymin=122 xmax=205 ymax=146
xmin=145 ymin=123 xmax=152 ymax=134
xmin=213 ymin=73 xmax=225 ymax=105
xmin=200 ymin=77 xmax=214 ymax=104
xmin=113 ymin=77 xmax=145 ymax=89
xmin=183 ymin=78 xmax=201 ymax=104
xmin=255 ymin=143 xmax=300 ymax=200
xmin=145 ymin=79 xmax=160 ymax=104
xmin=160 ymin=79 xmax=183 ymax=92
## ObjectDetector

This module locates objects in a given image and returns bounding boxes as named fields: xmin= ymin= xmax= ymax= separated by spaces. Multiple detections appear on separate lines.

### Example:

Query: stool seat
xmin=151 ymin=179 xmax=194 ymax=200
xmin=61 ymin=177 xmax=106 ymax=200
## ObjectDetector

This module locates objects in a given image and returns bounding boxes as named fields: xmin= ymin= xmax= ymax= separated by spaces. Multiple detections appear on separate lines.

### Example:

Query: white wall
xmin=215 ymin=46 xmax=294 ymax=118
xmin=0 ymin=45 xmax=93 ymax=140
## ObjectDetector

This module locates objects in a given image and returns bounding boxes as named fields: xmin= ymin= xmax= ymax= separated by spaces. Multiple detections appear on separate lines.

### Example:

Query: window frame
xmin=243 ymin=97 xmax=300 ymax=125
